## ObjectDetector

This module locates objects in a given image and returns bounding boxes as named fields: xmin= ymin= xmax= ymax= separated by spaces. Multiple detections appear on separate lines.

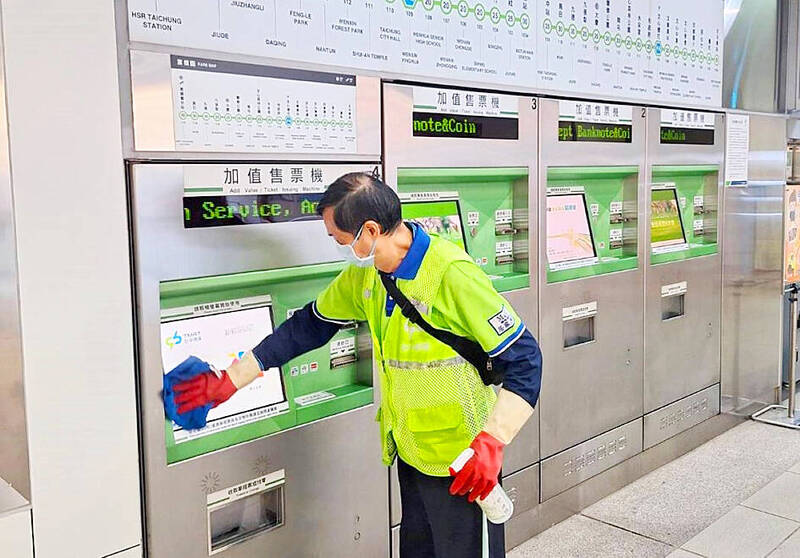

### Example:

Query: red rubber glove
xmin=173 ymin=371 xmax=237 ymax=414
xmin=449 ymin=431 xmax=505 ymax=502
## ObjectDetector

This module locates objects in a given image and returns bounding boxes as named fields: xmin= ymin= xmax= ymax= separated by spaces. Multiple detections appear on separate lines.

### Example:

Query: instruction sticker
xmin=330 ymin=337 xmax=356 ymax=358
xmin=294 ymin=391 xmax=336 ymax=407
xmin=562 ymin=301 xmax=598 ymax=322
xmin=661 ymin=281 xmax=688 ymax=297
xmin=495 ymin=209 xmax=513 ymax=225
xmin=207 ymin=469 xmax=285 ymax=507
xmin=495 ymin=241 xmax=513 ymax=257
xmin=467 ymin=211 xmax=480 ymax=227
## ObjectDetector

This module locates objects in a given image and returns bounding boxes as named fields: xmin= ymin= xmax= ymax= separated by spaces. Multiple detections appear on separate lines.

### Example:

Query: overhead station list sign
xmin=558 ymin=101 xmax=632 ymax=143
xmin=182 ymin=163 xmax=376 ymax=228
xmin=129 ymin=0 xmax=724 ymax=108
xmin=411 ymin=86 xmax=518 ymax=140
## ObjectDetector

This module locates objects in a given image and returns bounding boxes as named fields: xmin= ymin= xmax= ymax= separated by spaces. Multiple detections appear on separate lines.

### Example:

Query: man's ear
xmin=363 ymin=219 xmax=382 ymax=237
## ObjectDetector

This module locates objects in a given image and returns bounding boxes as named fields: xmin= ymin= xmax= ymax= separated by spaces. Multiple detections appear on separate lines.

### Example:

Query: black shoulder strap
xmin=379 ymin=272 xmax=502 ymax=385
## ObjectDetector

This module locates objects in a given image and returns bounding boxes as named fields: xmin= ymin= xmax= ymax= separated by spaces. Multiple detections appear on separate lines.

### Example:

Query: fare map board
xmin=129 ymin=0 xmax=724 ymax=107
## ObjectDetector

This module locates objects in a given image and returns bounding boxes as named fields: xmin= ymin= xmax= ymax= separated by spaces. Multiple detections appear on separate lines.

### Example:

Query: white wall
xmin=1 ymin=1 xmax=141 ymax=556
xmin=0 ymin=509 xmax=34 ymax=558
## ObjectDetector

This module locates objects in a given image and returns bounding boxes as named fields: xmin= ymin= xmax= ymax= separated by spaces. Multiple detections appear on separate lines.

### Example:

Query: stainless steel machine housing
xmin=642 ymin=108 xmax=724 ymax=448
xmin=382 ymin=83 xmax=539 ymax=552
xmin=537 ymin=98 xmax=646 ymax=500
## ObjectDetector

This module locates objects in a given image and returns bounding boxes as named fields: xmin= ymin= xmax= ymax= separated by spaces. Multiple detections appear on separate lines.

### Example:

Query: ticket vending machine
xmin=383 ymin=83 xmax=539 ymax=550
xmin=128 ymin=53 xmax=388 ymax=557
xmin=538 ymin=99 xmax=645 ymax=501
xmin=643 ymin=108 xmax=723 ymax=448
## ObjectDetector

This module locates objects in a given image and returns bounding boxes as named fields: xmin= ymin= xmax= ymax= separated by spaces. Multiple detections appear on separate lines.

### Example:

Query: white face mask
xmin=335 ymin=224 xmax=377 ymax=267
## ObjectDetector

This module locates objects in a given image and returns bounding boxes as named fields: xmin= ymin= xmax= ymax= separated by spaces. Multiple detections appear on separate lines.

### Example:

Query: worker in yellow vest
xmin=170 ymin=172 xmax=542 ymax=557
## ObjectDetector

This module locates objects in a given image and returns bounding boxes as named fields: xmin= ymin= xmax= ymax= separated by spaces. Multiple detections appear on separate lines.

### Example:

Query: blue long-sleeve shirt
xmin=253 ymin=303 xmax=541 ymax=408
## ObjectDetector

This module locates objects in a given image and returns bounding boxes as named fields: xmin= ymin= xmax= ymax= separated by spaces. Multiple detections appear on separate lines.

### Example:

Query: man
xmin=170 ymin=173 xmax=542 ymax=557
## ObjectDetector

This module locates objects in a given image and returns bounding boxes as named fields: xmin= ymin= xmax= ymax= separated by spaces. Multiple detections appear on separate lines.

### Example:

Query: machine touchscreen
xmin=650 ymin=188 xmax=687 ymax=250
xmin=546 ymin=193 xmax=597 ymax=266
xmin=160 ymin=302 xmax=289 ymax=444
xmin=402 ymin=198 xmax=468 ymax=251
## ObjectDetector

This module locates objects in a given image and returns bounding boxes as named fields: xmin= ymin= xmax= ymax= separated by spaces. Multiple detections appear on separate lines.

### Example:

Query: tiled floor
xmin=509 ymin=421 xmax=800 ymax=558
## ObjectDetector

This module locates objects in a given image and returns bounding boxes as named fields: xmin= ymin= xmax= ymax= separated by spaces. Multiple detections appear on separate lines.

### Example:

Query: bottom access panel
xmin=540 ymin=418 xmax=643 ymax=501
xmin=503 ymin=463 xmax=540 ymax=550
xmin=643 ymin=384 xmax=720 ymax=449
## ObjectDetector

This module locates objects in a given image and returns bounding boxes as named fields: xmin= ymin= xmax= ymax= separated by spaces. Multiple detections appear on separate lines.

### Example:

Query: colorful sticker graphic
xmin=546 ymin=194 xmax=597 ymax=267
xmin=784 ymin=185 xmax=800 ymax=284
xmin=402 ymin=199 xmax=467 ymax=251
xmin=651 ymin=188 xmax=687 ymax=250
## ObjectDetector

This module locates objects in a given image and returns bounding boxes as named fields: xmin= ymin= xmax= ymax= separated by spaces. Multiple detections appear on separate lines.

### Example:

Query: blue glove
xmin=163 ymin=356 xmax=215 ymax=430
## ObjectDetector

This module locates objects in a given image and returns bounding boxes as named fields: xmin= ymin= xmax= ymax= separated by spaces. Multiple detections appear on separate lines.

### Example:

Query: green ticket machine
xmin=642 ymin=108 xmax=723 ymax=450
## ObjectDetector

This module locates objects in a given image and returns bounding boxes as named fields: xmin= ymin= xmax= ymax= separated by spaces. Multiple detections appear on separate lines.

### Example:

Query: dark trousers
xmin=397 ymin=459 xmax=505 ymax=558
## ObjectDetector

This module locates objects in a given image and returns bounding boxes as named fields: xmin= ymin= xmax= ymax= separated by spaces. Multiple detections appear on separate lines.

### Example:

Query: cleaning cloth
xmin=163 ymin=356 xmax=214 ymax=430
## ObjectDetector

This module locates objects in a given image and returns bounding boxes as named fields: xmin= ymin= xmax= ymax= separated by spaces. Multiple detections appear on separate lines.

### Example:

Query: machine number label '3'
xmin=488 ymin=307 xmax=515 ymax=335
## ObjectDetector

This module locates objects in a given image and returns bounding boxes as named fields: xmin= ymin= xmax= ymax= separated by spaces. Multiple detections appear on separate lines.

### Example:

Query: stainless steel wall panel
xmin=721 ymin=112 xmax=786 ymax=412
xmin=643 ymin=384 xmax=721 ymax=449
xmin=540 ymin=419 xmax=643 ymax=502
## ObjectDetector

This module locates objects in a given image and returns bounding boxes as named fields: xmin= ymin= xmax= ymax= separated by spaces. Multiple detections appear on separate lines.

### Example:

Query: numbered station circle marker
xmin=440 ymin=0 xmax=452 ymax=14
xmin=475 ymin=4 xmax=486 ymax=21
xmin=543 ymin=18 xmax=553 ymax=34
xmin=489 ymin=6 xmax=501 ymax=24
xmin=422 ymin=0 xmax=434 ymax=11
xmin=506 ymin=10 xmax=515 ymax=26
xmin=458 ymin=1 xmax=469 ymax=17
xmin=520 ymin=13 xmax=530 ymax=29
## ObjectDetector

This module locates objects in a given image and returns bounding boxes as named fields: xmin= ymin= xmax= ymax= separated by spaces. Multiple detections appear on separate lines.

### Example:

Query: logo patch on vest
xmin=488 ymin=307 xmax=515 ymax=336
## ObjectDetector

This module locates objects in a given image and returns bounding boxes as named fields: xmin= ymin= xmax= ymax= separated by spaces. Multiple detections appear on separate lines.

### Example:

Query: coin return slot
xmin=563 ymin=316 xmax=595 ymax=349
xmin=662 ymin=294 xmax=685 ymax=321
xmin=208 ymin=483 xmax=284 ymax=554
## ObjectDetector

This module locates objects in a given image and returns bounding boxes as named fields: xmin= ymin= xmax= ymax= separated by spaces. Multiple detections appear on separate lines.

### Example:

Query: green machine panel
xmin=546 ymin=166 xmax=639 ymax=283
xmin=650 ymin=165 xmax=719 ymax=265
xmin=397 ymin=167 xmax=530 ymax=293
xmin=159 ymin=262 xmax=372 ymax=464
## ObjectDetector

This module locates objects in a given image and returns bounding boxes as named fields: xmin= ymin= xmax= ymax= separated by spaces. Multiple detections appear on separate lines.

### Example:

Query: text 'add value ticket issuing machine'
xmin=383 ymin=83 xmax=539 ymax=551
xmin=539 ymin=99 xmax=645 ymax=501
xmin=643 ymin=108 xmax=723 ymax=447
xmin=128 ymin=52 xmax=388 ymax=557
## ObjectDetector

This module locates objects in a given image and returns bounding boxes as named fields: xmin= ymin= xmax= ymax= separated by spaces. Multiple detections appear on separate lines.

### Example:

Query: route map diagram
xmin=129 ymin=0 xmax=723 ymax=107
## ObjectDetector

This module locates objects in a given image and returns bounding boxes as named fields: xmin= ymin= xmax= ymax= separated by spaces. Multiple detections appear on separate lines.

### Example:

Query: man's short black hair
xmin=317 ymin=172 xmax=403 ymax=235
